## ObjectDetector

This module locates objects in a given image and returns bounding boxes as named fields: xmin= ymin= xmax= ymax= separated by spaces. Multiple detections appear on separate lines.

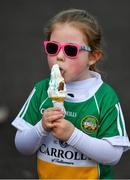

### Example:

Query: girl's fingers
xmin=44 ymin=108 xmax=64 ymax=120
xmin=44 ymin=117 xmax=62 ymax=130
xmin=42 ymin=107 xmax=64 ymax=131
xmin=46 ymin=113 xmax=64 ymax=122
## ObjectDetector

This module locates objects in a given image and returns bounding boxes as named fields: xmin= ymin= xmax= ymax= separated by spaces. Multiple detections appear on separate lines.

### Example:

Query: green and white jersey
xmin=12 ymin=71 xmax=130 ymax=179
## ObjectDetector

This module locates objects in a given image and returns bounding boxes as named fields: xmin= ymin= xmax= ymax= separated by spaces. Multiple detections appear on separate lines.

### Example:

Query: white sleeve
xmin=15 ymin=120 xmax=48 ymax=155
xmin=67 ymin=128 xmax=123 ymax=165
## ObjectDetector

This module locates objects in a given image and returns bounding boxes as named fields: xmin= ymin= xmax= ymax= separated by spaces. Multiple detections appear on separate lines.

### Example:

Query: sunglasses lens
xmin=64 ymin=45 xmax=78 ymax=57
xmin=46 ymin=42 xmax=58 ymax=55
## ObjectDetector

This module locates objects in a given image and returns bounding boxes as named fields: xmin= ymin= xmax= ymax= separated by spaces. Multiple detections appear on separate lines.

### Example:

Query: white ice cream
xmin=47 ymin=64 xmax=66 ymax=100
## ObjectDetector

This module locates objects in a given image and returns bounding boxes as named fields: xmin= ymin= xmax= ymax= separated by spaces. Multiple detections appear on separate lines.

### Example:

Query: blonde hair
xmin=44 ymin=9 xmax=104 ymax=71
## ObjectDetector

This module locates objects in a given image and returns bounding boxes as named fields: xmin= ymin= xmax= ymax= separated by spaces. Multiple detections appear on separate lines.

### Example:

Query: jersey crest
xmin=81 ymin=115 xmax=99 ymax=134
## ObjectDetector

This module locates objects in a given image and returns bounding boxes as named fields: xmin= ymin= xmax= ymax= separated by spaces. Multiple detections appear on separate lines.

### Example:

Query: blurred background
xmin=0 ymin=0 xmax=130 ymax=178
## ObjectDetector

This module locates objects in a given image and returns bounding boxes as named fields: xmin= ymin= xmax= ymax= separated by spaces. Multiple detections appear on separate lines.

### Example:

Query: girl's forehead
xmin=50 ymin=23 xmax=87 ymax=43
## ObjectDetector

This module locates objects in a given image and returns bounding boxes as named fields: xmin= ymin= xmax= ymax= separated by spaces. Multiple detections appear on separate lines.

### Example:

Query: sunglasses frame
xmin=44 ymin=41 xmax=91 ymax=59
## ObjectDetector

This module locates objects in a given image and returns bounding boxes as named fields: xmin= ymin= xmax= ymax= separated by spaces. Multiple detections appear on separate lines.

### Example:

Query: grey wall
xmin=0 ymin=0 xmax=130 ymax=178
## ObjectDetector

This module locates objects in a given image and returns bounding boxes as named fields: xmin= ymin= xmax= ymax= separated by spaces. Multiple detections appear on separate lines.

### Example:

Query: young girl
xmin=12 ymin=9 xmax=130 ymax=179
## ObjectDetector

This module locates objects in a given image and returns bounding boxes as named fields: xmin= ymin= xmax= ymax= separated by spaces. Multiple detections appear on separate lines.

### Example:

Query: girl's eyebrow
xmin=49 ymin=40 xmax=85 ymax=46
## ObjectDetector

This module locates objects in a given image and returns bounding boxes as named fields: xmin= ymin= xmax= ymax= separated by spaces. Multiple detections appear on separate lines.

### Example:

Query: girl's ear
xmin=88 ymin=50 xmax=102 ymax=66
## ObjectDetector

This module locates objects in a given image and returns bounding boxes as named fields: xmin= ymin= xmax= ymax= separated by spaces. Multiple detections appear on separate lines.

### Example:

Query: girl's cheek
xmin=74 ymin=62 xmax=81 ymax=71
xmin=68 ymin=60 xmax=81 ymax=72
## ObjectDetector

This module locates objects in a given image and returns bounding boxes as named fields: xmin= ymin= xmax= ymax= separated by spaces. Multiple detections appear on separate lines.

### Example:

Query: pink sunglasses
xmin=44 ymin=41 xmax=91 ymax=59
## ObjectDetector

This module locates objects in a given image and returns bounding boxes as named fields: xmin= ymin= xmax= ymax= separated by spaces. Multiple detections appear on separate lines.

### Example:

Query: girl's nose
xmin=57 ymin=48 xmax=65 ymax=62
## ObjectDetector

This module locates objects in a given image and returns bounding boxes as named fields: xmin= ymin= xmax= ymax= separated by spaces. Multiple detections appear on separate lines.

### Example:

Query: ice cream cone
xmin=53 ymin=101 xmax=65 ymax=114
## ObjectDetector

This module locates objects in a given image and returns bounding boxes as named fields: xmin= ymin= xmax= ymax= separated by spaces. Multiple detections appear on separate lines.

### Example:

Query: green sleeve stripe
xmin=94 ymin=95 xmax=100 ymax=115
xmin=17 ymin=88 xmax=36 ymax=118
xmin=116 ymin=104 xmax=123 ymax=136
xmin=116 ymin=103 xmax=126 ymax=136
xmin=118 ymin=103 xmax=127 ymax=136
xmin=39 ymin=97 xmax=49 ymax=112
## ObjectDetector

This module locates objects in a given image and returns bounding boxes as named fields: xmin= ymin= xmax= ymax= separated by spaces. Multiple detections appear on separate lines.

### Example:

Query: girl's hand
xmin=52 ymin=119 xmax=75 ymax=141
xmin=42 ymin=107 xmax=64 ymax=131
